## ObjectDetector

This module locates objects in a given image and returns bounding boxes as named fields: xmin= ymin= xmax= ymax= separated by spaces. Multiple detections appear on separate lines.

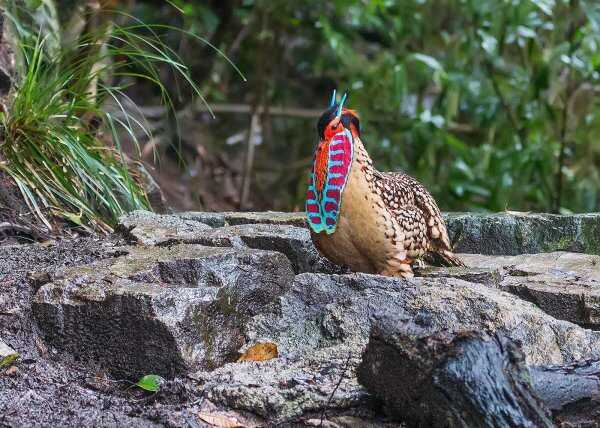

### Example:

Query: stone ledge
xmin=181 ymin=210 xmax=600 ymax=255
xmin=32 ymin=244 xmax=294 ymax=378
xmin=444 ymin=212 xmax=600 ymax=255
xmin=462 ymin=252 xmax=600 ymax=327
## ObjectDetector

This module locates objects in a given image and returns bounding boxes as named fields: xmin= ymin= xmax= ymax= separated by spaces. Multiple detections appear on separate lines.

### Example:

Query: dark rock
xmin=32 ymin=244 xmax=294 ymax=378
xmin=530 ymin=359 xmax=600 ymax=426
xmin=27 ymin=271 xmax=52 ymax=292
xmin=445 ymin=212 xmax=600 ymax=255
xmin=357 ymin=318 xmax=553 ymax=427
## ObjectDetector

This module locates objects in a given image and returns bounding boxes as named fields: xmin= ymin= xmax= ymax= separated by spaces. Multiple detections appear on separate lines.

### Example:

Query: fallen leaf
xmin=237 ymin=342 xmax=278 ymax=362
xmin=198 ymin=412 xmax=244 ymax=428
xmin=135 ymin=374 xmax=164 ymax=392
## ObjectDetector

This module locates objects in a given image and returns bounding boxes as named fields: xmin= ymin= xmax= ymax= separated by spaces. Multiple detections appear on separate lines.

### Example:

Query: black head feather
xmin=316 ymin=105 xmax=361 ymax=139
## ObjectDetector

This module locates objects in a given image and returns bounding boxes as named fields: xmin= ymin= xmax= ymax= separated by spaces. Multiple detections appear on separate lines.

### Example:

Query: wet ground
xmin=0 ymin=238 xmax=208 ymax=427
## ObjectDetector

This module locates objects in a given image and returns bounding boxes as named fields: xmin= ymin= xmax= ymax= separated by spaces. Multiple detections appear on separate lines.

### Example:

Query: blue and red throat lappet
xmin=306 ymin=90 xmax=464 ymax=278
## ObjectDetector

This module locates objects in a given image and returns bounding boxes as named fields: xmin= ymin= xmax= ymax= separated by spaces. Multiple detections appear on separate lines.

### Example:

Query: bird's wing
xmin=388 ymin=204 xmax=428 ymax=254
xmin=376 ymin=171 xmax=452 ymax=252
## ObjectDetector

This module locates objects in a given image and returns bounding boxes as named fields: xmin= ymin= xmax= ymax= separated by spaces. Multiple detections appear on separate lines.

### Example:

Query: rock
xmin=194 ymin=345 xmax=369 ymax=424
xmin=246 ymin=273 xmax=600 ymax=365
xmin=445 ymin=212 xmax=600 ymax=255
xmin=171 ymin=211 xmax=600 ymax=256
xmin=194 ymin=224 xmax=341 ymax=274
xmin=416 ymin=266 xmax=502 ymax=287
xmin=177 ymin=211 xmax=226 ymax=228
xmin=117 ymin=210 xmax=212 ymax=246
xmin=357 ymin=318 xmax=553 ymax=427
xmin=32 ymin=244 xmax=294 ymax=378
xmin=199 ymin=271 xmax=600 ymax=422
xmin=463 ymin=252 xmax=600 ymax=327
xmin=180 ymin=211 xmax=306 ymax=228
xmin=530 ymin=359 xmax=600 ymax=426
xmin=224 ymin=211 xmax=306 ymax=228
xmin=357 ymin=314 xmax=600 ymax=427
xmin=117 ymin=211 xmax=341 ymax=274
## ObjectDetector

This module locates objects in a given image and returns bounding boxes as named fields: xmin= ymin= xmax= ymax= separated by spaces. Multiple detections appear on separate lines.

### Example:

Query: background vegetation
xmin=2 ymin=0 xmax=600 ymax=237
xmin=140 ymin=0 xmax=600 ymax=214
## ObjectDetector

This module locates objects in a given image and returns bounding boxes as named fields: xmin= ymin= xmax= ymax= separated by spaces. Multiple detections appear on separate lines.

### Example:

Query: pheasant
xmin=306 ymin=91 xmax=464 ymax=278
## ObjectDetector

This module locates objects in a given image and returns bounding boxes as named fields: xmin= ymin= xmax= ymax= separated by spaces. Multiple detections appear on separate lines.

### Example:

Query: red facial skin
xmin=314 ymin=110 xmax=360 ymax=193
xmin=324 ymin=117 xmax=344 ymax=141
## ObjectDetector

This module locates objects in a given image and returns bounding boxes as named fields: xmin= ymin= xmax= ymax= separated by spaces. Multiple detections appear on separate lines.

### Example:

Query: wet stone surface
xmin=32 ymin=244 xmax=294 ymax=378
xmin=462 ymin=252 xmax=600 ymax=327
xmin=2 ymin=210 xmax=600 ymax=426
xmin=118 ymin=211 xmax=344 ymax=274
xmin=444 ymin=211 xmax=600 ymax=255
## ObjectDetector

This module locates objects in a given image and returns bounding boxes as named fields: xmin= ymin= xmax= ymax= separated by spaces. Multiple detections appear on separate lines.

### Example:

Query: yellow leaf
xmin=237 ymin=342 xmax=278 ymax=362
xmin=197 ymin=412 xmax=244 ymax=428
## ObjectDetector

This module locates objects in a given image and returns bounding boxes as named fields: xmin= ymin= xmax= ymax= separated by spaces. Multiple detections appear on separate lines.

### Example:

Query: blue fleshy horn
xmin=336 ymin=92 xmax=347 ymax=117
xmin=329 ymin=89 xmax=337 ymax=107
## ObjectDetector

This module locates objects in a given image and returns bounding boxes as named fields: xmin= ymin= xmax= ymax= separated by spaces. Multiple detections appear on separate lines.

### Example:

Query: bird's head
xmin=316 ymin=91 xmax=361 ymax=143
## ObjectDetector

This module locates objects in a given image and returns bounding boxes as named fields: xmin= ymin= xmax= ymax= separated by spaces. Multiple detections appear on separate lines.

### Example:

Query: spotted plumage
xmin=307 ymin=93 xmax=464 ymax=278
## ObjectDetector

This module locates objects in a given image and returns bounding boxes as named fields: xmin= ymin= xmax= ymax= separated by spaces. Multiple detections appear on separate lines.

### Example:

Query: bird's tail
xmin=425 ymin=249 xmax=465 ymax=267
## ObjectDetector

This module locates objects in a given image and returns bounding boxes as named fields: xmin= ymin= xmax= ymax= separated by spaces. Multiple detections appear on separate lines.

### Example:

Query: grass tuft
xmin=0 ymin=3 xmax=209 ymax=233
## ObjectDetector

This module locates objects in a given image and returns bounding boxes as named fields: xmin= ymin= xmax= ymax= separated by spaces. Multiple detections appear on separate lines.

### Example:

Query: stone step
xmin=32 ymin=244 xmax=294 ymax=378
xmin=445 ymin=212 xmax=600 ymax=256
xmin=462 ymin=252 xmax=600 ymax=328
xmin=176 ymin=210 xmax=600 ymax=255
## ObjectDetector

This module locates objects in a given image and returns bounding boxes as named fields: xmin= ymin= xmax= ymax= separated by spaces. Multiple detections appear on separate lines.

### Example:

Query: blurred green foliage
xmin=148 ymin=0 xmax=600 ymax=213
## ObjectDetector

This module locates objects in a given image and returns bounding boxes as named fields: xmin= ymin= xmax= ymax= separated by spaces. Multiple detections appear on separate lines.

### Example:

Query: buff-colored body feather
xmin=311 ymin=134 xmax=463 ymax=278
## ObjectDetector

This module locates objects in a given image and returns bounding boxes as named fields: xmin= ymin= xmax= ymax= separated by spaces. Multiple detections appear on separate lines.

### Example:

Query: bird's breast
xmin=306 ymin=129 xmax=354 ymax=234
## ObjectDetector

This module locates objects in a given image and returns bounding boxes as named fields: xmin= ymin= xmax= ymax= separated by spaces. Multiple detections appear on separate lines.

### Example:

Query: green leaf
xmin=410 ymin=53 xmax=444 ymax=72
xmin=135 ymin=374 xmax=164 ymax=392
xmin=582 ymin=0 xmax=600 ymax=31
xmin=24 ymin=0 xmax=42 ymax=10
xmin=530 ymin=0 xmax=555 ymax=16
xmin=0 ymin=353 xmax=20 ymax=368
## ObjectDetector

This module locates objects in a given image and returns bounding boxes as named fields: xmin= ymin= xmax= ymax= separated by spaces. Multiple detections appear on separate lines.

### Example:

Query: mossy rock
xmin=444 ymin=212 xmax=600 ymax=255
